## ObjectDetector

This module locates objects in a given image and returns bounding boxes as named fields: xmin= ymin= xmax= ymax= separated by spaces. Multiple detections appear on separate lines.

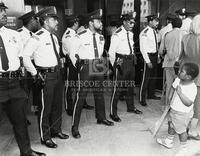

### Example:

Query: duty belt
xmin=0 ymin=70 xmax=21 ymax=79
xmin=36 ymin=66 xmax=58 ymax=73
xmin=116 ymin=53 xmax=134 ymax=59
xmin=80 ymin=59 xmax=102 ymax=65
xmin=147 ymin=52 xmax=157 ymax=56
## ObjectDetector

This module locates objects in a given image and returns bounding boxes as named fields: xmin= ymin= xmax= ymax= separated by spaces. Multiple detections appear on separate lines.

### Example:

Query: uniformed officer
xmin=108 ymin=12 xmax=142 ymax=122
xmin=62 ymin=15 xmax=94 ymax=116
xmin=70 ymin=9 xmax=114 ymax=139
xmin=0 ymin=2 xmax=45 ymax=156
xmin=18 ymin=11 xmax=41 ymax=120
xmin=139 ymin=15 xmax=161 ymax=107
xmin=23 ymin=7 xmax=69 ymax=148
xmin=175 ymin=8 xmax=192 ymax=34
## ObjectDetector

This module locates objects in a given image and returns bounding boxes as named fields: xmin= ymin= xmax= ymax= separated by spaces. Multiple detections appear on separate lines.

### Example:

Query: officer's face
xmin=45 ymin=17 xmax=59 ymax=31
xmin=150 ymin=19 xmax=159 ymax=29
xmin=29 ymin=17 xmax=40 ymax=33
xmin=92 ymin=19 xmax=102 ymax=32
xmin=123 ymin=19 xmax=135 ymax=31
xmin=0 ymin=8 xmax=7 ymax=26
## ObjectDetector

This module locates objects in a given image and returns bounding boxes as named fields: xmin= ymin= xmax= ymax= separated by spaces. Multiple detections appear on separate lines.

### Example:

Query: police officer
xmin=109 ymin=12 xmax=142 ymax=122
xmin=62 ymin=15 xmax=94 ymax=116
xmin=70 ymin=9 xmax=114 ymax=139
xmin=0 ymin=2 xmax=45 ymax=156
xmin=175 ymin=8 xmax=192 ymax=34
xmin=18 ymin=11 xmax=41 ymax=119
xmin=139 ymin=15 xmax=161 ymax=107
xmin=23 ymin=7 xmax=68 ymax=148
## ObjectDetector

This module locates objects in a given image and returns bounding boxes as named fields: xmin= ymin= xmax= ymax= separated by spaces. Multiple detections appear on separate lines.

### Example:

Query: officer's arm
xmin=61 ymin=35 xmax=71 ymax=56
xmin=22 ymin=37 xmax=39 ymax=76
xmin=139 ymin=33 xmax=151 ymax=63
xmin=108 ymin=34 xmax=120 ymax=66
xmin=70 ymin=36 xmax=81 ymax=66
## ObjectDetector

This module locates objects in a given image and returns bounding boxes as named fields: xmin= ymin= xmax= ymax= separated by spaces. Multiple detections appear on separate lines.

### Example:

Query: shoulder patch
xmin=143 ymin=28 xmax=149 ymax=34
xmin=78 ymin=30 xmax=87 ymax=35
xmin=115 ymin=28 xmax=122 ymax=33
xmin=36 ymin=31 xmax=44 ymax=35
xmin=17 ymin=28 xmax=23 ymax=32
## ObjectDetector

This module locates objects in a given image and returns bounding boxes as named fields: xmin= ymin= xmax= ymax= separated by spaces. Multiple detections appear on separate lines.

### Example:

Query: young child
xmin=157 ymin=62 xmax=199 ymax=154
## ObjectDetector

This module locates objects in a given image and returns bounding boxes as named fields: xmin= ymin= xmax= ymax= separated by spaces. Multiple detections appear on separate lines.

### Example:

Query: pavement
xmin=0 ymin=89 xmax=200 ymax=156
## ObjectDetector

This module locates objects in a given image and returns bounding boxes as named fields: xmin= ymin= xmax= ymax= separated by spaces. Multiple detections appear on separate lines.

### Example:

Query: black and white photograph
xmin=0 ymin=0 xmax=200 ymax=155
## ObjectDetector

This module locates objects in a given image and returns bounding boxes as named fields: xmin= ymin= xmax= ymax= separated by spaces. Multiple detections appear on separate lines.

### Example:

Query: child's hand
xmin=176 ymin=85 xmax=182 ymax=94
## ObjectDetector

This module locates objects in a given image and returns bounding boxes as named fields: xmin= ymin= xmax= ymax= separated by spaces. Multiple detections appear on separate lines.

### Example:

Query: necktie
xmin=50 ymin=34 xmax=61 ymax=67
xmin=127 ymin=31 xmax=133 ymax=54
xmin=153 ymin=30 xmax=158 ymax=51
xmin=93 ymin=33 xmax=99 ymax=58
xmin=29 ymin=32 xmax=32 ymax=37
xmin=0 ymin=35 xmax=8 ymax=71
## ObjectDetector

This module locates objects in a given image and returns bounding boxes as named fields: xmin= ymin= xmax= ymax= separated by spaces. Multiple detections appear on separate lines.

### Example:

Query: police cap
xmin=37 ymin=7 xmax=58 ymax=19
xmin=0 ymin=2 xmax=8 ymax=9
xmin=65 ymin=14 xmax=79 ymax=23
xmin=146 ymin=14 xmax=159 ymax=21
xmin=87 ymin=9 xmax=102 ymax=21
xmin=120 ymin=12 xmax=136 ymax=21
xmin=18 ymin=11 xmax=37 ymax=23
xmin=175 ymin=8 xmax=186 ymax=16
xmin=166 ymin=13 xmax=176 ymax=20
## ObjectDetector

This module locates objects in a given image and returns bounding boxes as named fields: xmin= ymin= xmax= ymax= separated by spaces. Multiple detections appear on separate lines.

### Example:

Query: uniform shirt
xmin=18 ymin=26 xmax=35 ymax=60
xmin=158 ymin=23 xmax=172 ymax=43
xmin=62 ymin=28 xmax=76 ymax=56
xmin=0 ymin=26 xmax=23 ymax=72
xmin=139 ymin=26 xmax=158 ymax=63
xmin=181 ymin=17 xmax=192 ymax=34
xmin=70 ymin=28 xmax=105 ymax=65
xmin=160 ymin=28 xmax=186 ymax=68
xmin=170 ymin=77 xmax=197 ymax=113
xmin=23 ymin=28 xmax=60 ymax=76
xmin=108 ymin=26 xmax=134 ymax=65
xmin=18 ymin=26 xmax=33 ymax=48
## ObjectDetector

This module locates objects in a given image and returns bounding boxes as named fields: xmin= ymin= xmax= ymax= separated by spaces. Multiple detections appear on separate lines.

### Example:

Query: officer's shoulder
xmin=36 ymin=30 xmax=44 ymax=36
xmin=65 ymin=30 xmax=71 ymax=38
xmin=78 ymin=30 xmax=87 ymax=36
xmin=141 ymin=27 xmax=149 ymax=36
xmin=115 ymin=28 xmax=122 ymax=34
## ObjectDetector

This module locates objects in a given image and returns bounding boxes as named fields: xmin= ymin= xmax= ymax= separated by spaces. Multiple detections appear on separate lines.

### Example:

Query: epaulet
xmin=17 ymin=28 xmax=23 ymax=32
xmin=143 ymin=28 xmax=149 ymax=33
xmin=115 ymin=28 xmax=122 ymax=33
xmin=141 ymin=28 xmax=149 ymax=37
xmin=36 ymin=31 xmax=44 ymax=35
xmin=78 ymin=30 xmax=87 ymax=35
xmin=65 ymin=31 xmax=71 ymax=38
xmin=65 ymin=30 xmax=70 ymax=35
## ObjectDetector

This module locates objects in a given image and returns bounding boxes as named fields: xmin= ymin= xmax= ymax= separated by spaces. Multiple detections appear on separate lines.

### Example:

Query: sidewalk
xmin=0 ymin=91 xmax=200 ymax=156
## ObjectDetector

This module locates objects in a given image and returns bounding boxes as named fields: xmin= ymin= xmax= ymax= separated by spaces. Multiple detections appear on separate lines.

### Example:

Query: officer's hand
xmin=147 ymin=62 xmax=153 ymax=68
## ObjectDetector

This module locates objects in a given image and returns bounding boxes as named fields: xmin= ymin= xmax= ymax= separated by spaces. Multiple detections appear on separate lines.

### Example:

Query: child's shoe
xmin=156 ymin=136 xmax=174 ymax=149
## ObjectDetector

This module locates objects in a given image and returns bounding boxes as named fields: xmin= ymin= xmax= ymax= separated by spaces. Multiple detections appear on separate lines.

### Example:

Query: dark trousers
xmin=0 ymin=79 xmax=32 ymax=155
xmin=65 ymin=63 xmax=88 ymax=113
xmin=110 ymin=57 xmax=135 ymax=116
xmin=37 ymin=71 xmax=64 ymax=141
xmin=139 ymin=53 xmax=158 ymax=103
xmin=72 ymin=64 xmax=106 ymax=129
xmin=65 ymin=64 xmax=78 ymax=112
